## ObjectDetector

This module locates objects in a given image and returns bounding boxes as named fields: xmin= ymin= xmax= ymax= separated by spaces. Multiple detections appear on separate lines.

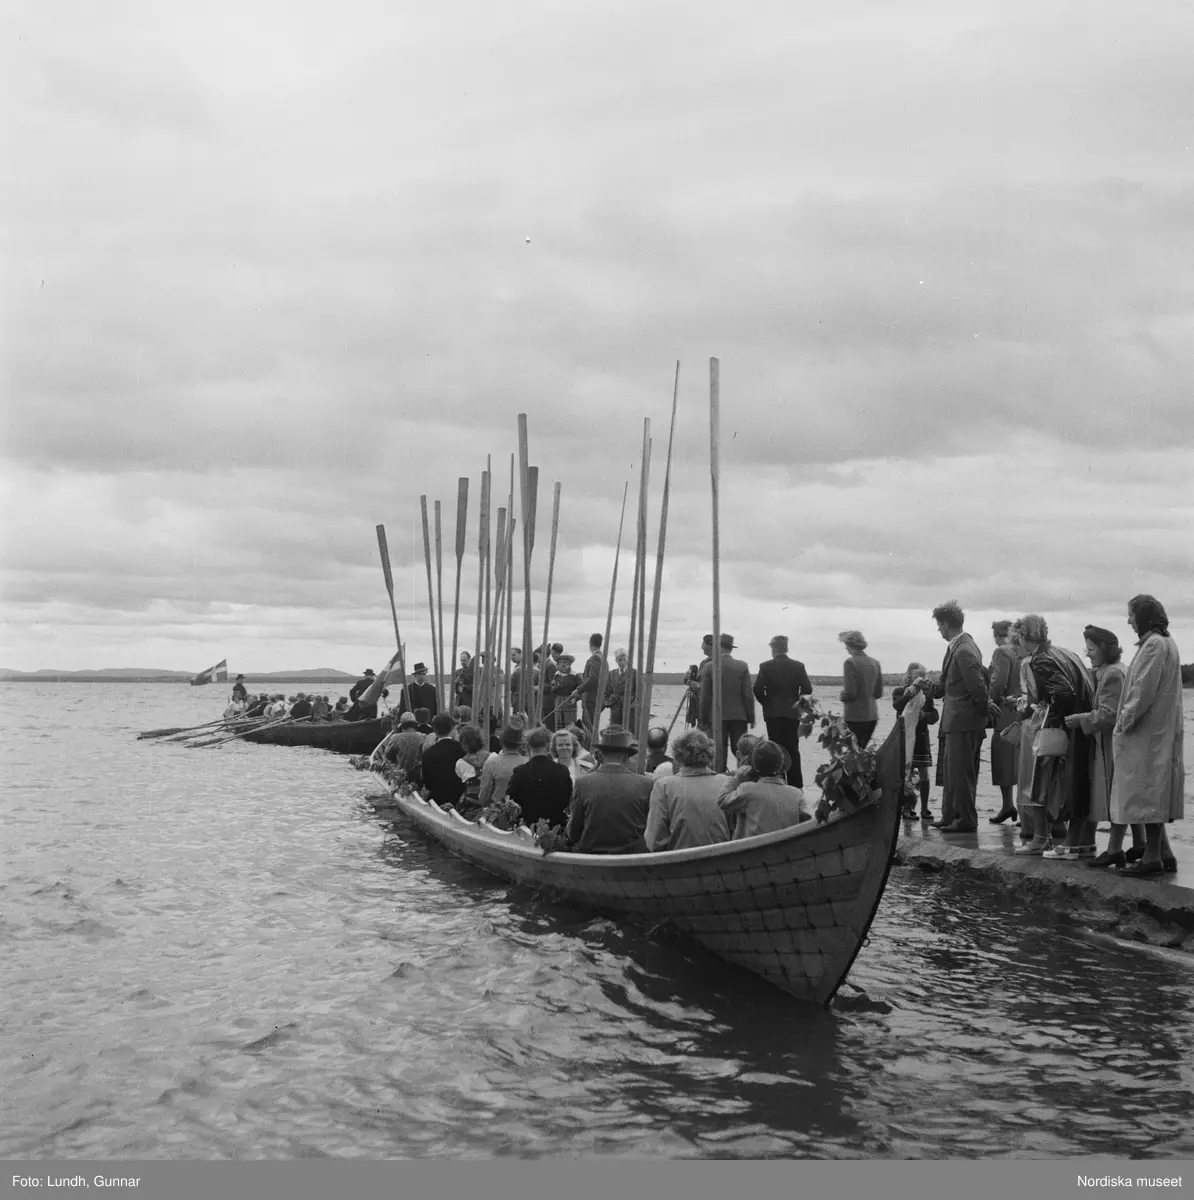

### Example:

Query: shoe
xmin=1086 ymin=850 xmax=1125 ymax=869
xmin=1120 ymin=860 xmax=1165 ymax=878
xmin=941 ymin=823 xmax=977 ymax=834
xmin=1163 ymin=856 xmax=1178 ymax=874
xmin=1124 ymin=845 xmax=1146 ymax=864
xmin=989 ymin=809 xmax=1017 ymax=824
xmin=1015 ymin=841 xmax=1047 ymax=856
xmin=931 ymin=820 xmax=951 ymax=829
xmin=1076 ymin=844 xmax=1098 ymax=857
xmin=919 ymin=809 xmax=932 ymax=821
xmin=1041 ymin=845 xmax=1076 ymax=859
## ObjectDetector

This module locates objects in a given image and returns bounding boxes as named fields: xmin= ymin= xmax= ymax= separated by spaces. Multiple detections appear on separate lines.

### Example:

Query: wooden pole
xmin=505 ymin=455 xmax=516 ymax=722
xmin=490 ymin=505 xmax=507 ymax=729
xmin=523 ymin=464 xmax=539 ymax=716
xmin=635 ymin=434 xmax=653 ymax=766
xmin=451 ymin=476 xmax=469 ymax=715
xmin=589 ymin=481 xmax=629 ymax=751
xmin=376 ymin=524 xmax=408 ymax=693
xmin=536 ymin=482 xmax=561 ymax=724
xmin=419 ymin=496 xmax=441 ymax=717
xmin=435 ymin=499 xmax=447 ymax=713
xmin=641 ymin=361 xmax=681 ymax=764
xmin=623 ymin=421 xmax=650 ymax=744
xmin=481 ymin=466 xmax=493 ymax=736
xmin=474 ymin=464 xmax=490 ymax=732
xmin=710 ymin=357 xmax=723 ymax=771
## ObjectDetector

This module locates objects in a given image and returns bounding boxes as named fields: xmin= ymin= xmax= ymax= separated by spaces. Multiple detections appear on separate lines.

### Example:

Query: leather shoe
xmin=941 ymin=822 xmax=977 ymax=834
xmin=1120 ymin=860 xmax=1165 ymax=878
xmin=1124 ymin=845 xmax=1146 ymax=864
xmin=989 ymin=809 xmax=1018 ymax=825
xmin=1085 ymin=850 xmax=1125 ymax=869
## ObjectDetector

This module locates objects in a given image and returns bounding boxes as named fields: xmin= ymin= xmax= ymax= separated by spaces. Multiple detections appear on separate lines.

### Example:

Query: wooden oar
xmin=138 ymin=717 xmax=231 ymax=739
xmin=376 ymin=524 xmax=408 ymax=695
xmin=434 ymin=499 xmax=447 ymax=716
xmin=478 ymin=463 xmax=493 ymax=737
xmin=624 ymin=420 xmax=651 ymax=763
xmin=195 ymin=715 xmax=312 ymax=748
xmin=535 ymin=481 xmax=561 ymax=721
xmin=450 ymin=476 xmax=469 ymax=715
xmin=157 ymin=714 xmax=270 ymax=743
xmin=419 ymin=496 xmax=442 ymax=718
xmin=641 ymin=361 xmax=681 ymax=764
xmin=588 ymin=481 xmax=629 ymax=750
xmin=504 ymin=455 xmax=516 ymax=724
xmin=709 ymin=357 xmax=723 ymax=770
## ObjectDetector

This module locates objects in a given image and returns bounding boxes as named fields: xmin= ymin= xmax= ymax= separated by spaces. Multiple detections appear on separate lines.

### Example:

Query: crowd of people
xmin=233 ymin=590 xmax=1187 ymax=875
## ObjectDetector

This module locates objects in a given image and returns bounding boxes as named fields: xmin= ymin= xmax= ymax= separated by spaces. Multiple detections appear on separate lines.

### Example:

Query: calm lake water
xmin=2 ymin=682 xmax=1192 ymax=1160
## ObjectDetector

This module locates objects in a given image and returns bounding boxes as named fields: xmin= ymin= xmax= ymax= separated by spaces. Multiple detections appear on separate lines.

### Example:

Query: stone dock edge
xmin=893 ymin=838 xmax=1194 ymax=953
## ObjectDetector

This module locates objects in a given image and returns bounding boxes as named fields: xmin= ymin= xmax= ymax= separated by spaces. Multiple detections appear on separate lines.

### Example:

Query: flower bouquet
xmin=530 ymin=818 xmax=570 ymax=855
xmin=793 ymin=696 xmax=882 ymax=822
xmin=477 ymin=796 xmax=523 ymax=831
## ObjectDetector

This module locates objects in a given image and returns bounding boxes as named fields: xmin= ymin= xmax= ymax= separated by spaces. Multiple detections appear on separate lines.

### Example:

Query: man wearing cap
xmin=753 ymin=635 xmax=814 ymax=788
xmin=231 ymin=674 xmax=248 ymax=703
xmin=699 ymin=633 xmax=756 ymax=767
xmin=566 ymin=726 xmax=653 ymax=854
xmin=569 ymin=633 xmax=606 ymax=738
xmin=550 ymin=653 xmax=579 ymax=730
xmin=403 ymin=663 xmax=439 ymax=719
xmin=478 ymin=725 xmax=530 ymax=806
xmin=373 ymin=711 xmax=427 ymax=785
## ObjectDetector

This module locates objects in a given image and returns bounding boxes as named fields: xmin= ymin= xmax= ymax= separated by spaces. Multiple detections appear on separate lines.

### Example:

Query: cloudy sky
xmin=3 ymin=0 xmax=1192 ymax=677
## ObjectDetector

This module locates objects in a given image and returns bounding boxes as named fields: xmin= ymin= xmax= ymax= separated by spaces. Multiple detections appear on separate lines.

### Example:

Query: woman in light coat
xmin=1111 ymin=595 xmax=1184 ymax=877
xmin=1064 ymin=626 xmax=1142 ymax=868
xmin=838 ymin=630 xmax=883 ymax=748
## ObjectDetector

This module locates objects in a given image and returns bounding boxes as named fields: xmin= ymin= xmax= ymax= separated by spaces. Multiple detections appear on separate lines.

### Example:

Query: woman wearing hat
xmin=1064 ymin=625 xmax=1142 ymax=868
xmin=838 ymin=631 xmax=883 ymax=748
xmin=987 ymin=620 xmax=1023 ymax=824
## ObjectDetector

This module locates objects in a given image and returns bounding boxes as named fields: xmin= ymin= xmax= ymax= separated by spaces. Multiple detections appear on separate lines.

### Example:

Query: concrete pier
xmin=895 ymin=818 xmax=1194 ymax=952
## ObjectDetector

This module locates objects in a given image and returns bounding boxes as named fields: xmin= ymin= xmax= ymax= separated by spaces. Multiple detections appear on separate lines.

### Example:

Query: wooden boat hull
xmin=371 ymin=722 xmax=905 ymax=1005
xmin=243 ymin=717 xmax=389 ymax=755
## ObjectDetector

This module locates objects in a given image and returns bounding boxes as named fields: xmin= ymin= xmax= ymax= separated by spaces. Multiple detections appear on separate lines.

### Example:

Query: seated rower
xmin=420 ymin=713 xmax=465 ymax=807
xmin=565 ymin=726 xmax=653 ymax=854
xmin=372 ymin=711 xmax=426 ymax=786
xmin=289 ymin=693 xmax=314 ymax=720
xmin=507 ymin=726 xmax=574 ymax=829
xmin=719 ymin=741 xmax=811 ymax=840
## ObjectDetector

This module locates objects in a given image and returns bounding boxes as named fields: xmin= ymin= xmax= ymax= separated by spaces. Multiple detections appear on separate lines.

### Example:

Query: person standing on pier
xmin=550 ymin=653 xmax=579 ymax=729
xmin=987 ymin=620 xmax=1023 ymax=824
xmin=606 ymin=648 xmax=639 ymax=732
xmin=754 ymin=634 xmax=814 ymax=788
xmin=926 ymin=601 xmax=988 ymax=834
xmin=699 ymin=633 xmax=756 ymax=767
xmin=453 ymin=651 xmax=474 ymax=712
xmin=570 ymin=634 xmax=606 ymax=737
xmin=838 ymin=630 xmax=883 ymax=748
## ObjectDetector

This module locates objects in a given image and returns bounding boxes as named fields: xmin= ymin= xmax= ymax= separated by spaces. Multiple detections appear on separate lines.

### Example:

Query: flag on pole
xmin=190 ymin=659 xmax=228 ymax=686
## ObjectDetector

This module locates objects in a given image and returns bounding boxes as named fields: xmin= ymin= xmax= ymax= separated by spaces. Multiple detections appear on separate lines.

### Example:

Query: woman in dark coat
xmin=987 ymin=619 xmax=1023 ymax=823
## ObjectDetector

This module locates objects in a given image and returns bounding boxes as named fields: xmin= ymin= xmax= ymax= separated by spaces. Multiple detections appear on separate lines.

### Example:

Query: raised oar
xmin=376 ymin=524 xmax=409 ymax=695
xmin=624 ymin=420 xmax=650 ymax=758
xmin=474 ymin=462 xmax=491 ymax=735
xmin=589 ymin=481 xmax=629 ymax=751
xmin=419 ymin=496 xmax=442 ymax=719
xmin=710 ymin=357 xmax=723 ymax=770
xmin=641 ymin=361 xmax=681 ymax=761
xmin=522 ymin=464 xmax=539 ymax=717
xmin=504 ymin=454 xmax=516 ymax=723
xmin=434 ymin=499 xmax=447 ymax=715
xmin=450 ymin=476 xmax=469 ymax=715
xmin=535 ymin=481 xmax=561 ymax=722
xmin=634 ymin=436 xmax=651 ymax=762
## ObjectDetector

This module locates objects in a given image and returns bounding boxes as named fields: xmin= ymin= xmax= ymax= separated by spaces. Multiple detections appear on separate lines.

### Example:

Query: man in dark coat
xmin=507 ymin=726 xmax=573 ymax=828
xmin=453 ymin=652 xmax=474 ymax=711
xmin=699 ymin=633 xmax=756 ymax=767
xmin=420 ymin=713 xmax=465 ymax=807
xmin=374 ymin=711 xmax=426 ymax=785
xmin=347 ymin=668 xmax=379 ymax=721
xmin=289 ymin=692 xmax=314 ymax=720
xmin=566 ymin=727 xmax=653 ymax=853
xmin=926 ymin=600 xmax=988 ymax=833
xmin=753 ymin=635 xmax=813 ymax=787
xmin=403 ymin=663 xmax=439 ymax=718
xmin=569 ymin=634 xmax=606 ymax=739
xmin=231 ymin=674 xmax=248 ymax=703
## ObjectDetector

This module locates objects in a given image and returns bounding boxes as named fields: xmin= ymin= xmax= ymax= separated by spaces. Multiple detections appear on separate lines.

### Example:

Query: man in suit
xmin=699 ymin=633 xmax=756 ymax=768
xmin=924 ymin=600 xmax=988 ymax=833
xmin=403 ymin=663 xmax=439 ymax=718
xmin=694 ymin=634 xmax=714 ymax=732
xmin=507 ymin=726 xmax=574 ymax=828
xmin=569 ymin=633 xmax=606 ymax=739
xmin=753 ymin=634 xmax=814 ymax=788
xmin=605 ymin=647 xmax=639 ymax=732
xmin=566 ymin=726 xmax=653 ymax=853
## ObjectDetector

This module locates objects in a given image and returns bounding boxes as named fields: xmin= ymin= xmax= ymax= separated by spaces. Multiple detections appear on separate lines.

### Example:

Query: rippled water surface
xmin=3 ymin=683 xmax=1193 ymax=1159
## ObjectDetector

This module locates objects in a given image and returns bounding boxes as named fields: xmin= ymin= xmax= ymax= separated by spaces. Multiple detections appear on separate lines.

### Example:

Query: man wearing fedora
xmin=403 ymin=662 xmax=439 ymax=719
xmin=231 ymin=673 xmax=248 ymax=703
xmin=566 ymin=726 xmax=653 ymax=854
xmin=347 ymin=667 xmax=380 ymax=721
xmin=753 ymin=635 xmax=814 ymax=788
xmin=699 ymin=633 xmax=756 ymax=768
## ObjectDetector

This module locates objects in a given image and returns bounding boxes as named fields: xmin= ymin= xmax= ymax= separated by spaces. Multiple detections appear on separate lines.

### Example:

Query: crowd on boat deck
xmin=232 ymin=591 xmax=1185 ymax=874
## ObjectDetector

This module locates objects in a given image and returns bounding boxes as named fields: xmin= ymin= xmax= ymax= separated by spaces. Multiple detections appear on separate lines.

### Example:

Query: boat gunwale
xmin=375 ymin=774 xmax=874 ymax=871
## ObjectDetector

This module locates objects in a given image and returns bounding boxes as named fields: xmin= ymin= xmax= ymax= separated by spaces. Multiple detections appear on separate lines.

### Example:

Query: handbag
xmin=999 ymin=721 xmax=1022 ymax=747
xmin=1032 ymin=707 xmax=1068 ymax=758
